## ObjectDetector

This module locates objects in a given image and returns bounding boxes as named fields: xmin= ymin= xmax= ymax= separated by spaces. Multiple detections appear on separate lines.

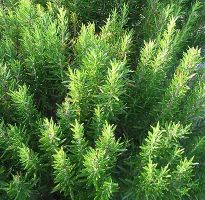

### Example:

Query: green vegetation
xmin=0 ymin=0 xmax=205 ymax=199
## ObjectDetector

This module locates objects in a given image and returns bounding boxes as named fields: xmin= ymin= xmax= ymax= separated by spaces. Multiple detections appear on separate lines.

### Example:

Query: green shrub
xmin=0 ymin=0 xmax=205 ymax=199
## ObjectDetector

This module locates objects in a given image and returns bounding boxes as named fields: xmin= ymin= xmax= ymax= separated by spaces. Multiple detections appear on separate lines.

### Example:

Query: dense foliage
xmin=0 ymin=0 xmax=205 ymax=199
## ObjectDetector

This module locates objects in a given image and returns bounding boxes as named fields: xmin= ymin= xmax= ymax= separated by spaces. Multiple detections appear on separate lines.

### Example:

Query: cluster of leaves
xmin=0 ymin=0 xmax=205 ymax=200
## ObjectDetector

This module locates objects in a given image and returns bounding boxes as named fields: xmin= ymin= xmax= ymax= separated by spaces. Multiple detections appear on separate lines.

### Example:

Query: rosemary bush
xmin=0 ymin=0 xmax=205 ymax=199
